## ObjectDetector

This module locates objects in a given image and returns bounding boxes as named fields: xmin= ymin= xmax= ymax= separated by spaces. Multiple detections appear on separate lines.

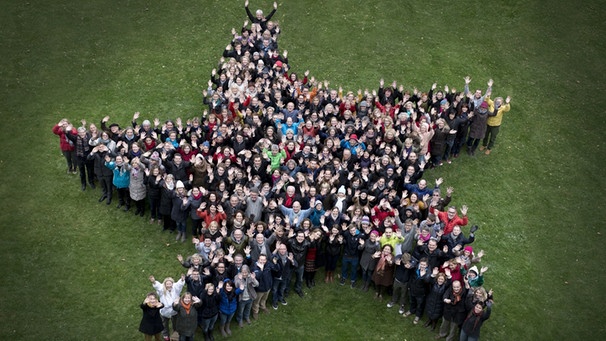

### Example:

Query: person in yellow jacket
xmin=480 ymin=95 xmax=511 ymax=155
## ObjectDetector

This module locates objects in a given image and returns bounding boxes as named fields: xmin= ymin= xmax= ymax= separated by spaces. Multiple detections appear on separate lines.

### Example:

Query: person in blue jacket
xmin=104 ymin=154 xmax=131 ymax=211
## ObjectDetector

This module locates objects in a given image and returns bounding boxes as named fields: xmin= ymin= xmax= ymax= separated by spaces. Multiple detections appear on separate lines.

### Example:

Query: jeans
xmin=392 ymin=279 xmax=410 ymax=307
xmin=272 ymin=278 xmax=287 ymax=305
xmin=149 ymin=197 xmax=160 ymax=219
xmin=176 ymin=221 xmax=187 ymax=234
xmin=293 ymin=265 xmax=304 ymax=293
xmin=410 ymin=294 xmax=426 ymax=318
xmin=62 ymin=150 xmax=76 ymax=171
xmin=341 ymin=256 xmax=359 ymax=282
xmin=236 ymin=298 xmax=253 ymax=322
xmin=161 ymin=315 xmax=177 ymax=338
xmin=439 ymin=316 xmax=459 ymax=341
xmin=219 ymin=311 xmax=235 ymax=325
xmin=482 ymin=125 xmax=500 ymax=150
xmin=199 ymin=314 xmax=218 ymax=333
xmin=459 ymin=329 xmax=479 ymax=341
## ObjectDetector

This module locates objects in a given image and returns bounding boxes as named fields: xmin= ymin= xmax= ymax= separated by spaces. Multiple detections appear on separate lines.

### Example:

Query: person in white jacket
xmin=149 ymin=274 xmax=185 ymax=341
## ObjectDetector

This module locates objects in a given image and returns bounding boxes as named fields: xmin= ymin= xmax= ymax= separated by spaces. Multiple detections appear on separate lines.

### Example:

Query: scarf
xmin=452 ymin=289 xmax=463 ymax=304
xmin=165 ymin=181 xmax=175 ymax=191
xmin=181 ymin=298 xmax=192 ymax=314
xmin=376 ymin=253 xmax=388 ymax=273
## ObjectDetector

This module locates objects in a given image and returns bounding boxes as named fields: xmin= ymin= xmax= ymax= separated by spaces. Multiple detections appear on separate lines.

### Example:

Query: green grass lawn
xmin=1 ymin=0 xmax=605 ymax=340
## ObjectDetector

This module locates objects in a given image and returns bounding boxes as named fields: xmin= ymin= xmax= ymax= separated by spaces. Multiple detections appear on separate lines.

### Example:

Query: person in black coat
xmin=138 ymin=292 xmax=164 ymax=341
xmin=437 ymin=280 xmax=468 ymax=340
xmin=424 ymin=269 xmax=452 ymax=331
xmin=144 ymin=166 xmax=163 ymax=225
xmin=198 ymin=283 xmax=221 ymax=341
xmin=87 ymin=144 xmax=114 ymax=204
xmin=159 ymin=175 xmax=177 ymax=232
xmin=407 ymin=257 xmax=432 ymax=324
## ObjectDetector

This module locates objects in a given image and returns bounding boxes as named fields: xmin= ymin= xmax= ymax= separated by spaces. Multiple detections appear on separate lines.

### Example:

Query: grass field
xmin=1 ymin=1 xmax=605 ymax=340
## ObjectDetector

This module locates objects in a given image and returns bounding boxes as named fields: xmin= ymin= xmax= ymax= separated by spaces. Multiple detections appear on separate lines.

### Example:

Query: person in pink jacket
xmin=52 ymin=119 xmax=78 ymax=174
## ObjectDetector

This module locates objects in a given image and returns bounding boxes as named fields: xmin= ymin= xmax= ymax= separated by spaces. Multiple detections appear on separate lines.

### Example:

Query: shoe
xmin=479 ymin=146 xmax=486 ymax=151
xmin=413 ymin=316 xmax=420 ymax=324
xmin=311 ymin=279 xmax=316 ymax=287
xmin=398 ymin=306 xmax=405 ymax=314
xmin=387 ymin=301 xmax=394 ymax=308
xmin=123 ymin=205 xmax=130 ymax=212
xmin=362 ymin=282 xmax=369 ymax=292
xmin=225 ymin=325 xmax=232 ymax=336
xmin=281 ymin=299 xmax=288 ymax=305
xmin=350 ymin=281 xmax=356 ymax=289
xmin=296 ymin=290 xmax=305 ymax=298
xmin=116 ymin=203 xmax=122 ymax=209
xmin=106 ymin=199 xmax=111 ymax=205
xmin=424 ymin=320 xmax=432 ymax=328
xmin=81 ymin=184 xmax=86 ymax=191
xmin=139 ymin=210 xmax=145 ymax=217
xmin=150 ymin=218 xmax=155 ymax=224
xmin=485 ymin=149 xmax=491 ymax=155
xmin=245 ymin=318 xmax=251 ymax=324
xmin=453 ymin=153 xmax=459 ymax=158
xmin=447 ymin=160 xmax=452 ymax=164
xmin=403 ymin=311 xmax=411 ymax=317
xmin=89 ymin=182 xmax=96 ymax=189
xmin=176 ymin=232 xmax=182 ymax=241
xmin=272 ymin=303 xmax=278 ymax=310
xmin=134 ymin=209 xmax=141 ymax=216
xmin=163 ymin=337 xmax=170 ymax=341
xmin=435 ymin=335 xmax=447 ymax=340
xmin=181 ymin=234 xmax=186 ymax=242
xmin=239 ymin=320 xmax=244 ymax=328
xmin=220 ymin=325 xmax=227 ymax=337
xmin=98 ymin=195 xmax=107 ymax=202
xmin=339 ymin=278 xmax=345 ymax=286
xmin=157 ymin=219 xmax=162 ymax=225
xmin=252 ymin=312 xmax=258 ymax=320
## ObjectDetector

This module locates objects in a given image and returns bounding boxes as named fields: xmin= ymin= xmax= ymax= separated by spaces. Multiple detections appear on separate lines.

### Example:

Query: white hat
xmin=176 ymin=180 xmax=185 ymax=189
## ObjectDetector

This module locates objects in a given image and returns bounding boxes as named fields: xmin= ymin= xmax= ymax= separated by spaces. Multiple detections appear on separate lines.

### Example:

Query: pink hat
xmin=275 ymin=60 xmax=283 ymax=68
xmin=464 ymin=246 xmax=474 ymax=254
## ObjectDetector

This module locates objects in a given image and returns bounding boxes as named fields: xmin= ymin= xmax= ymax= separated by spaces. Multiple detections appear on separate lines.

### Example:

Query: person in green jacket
xmin=263 ymin=144 xmax=285 ymax=172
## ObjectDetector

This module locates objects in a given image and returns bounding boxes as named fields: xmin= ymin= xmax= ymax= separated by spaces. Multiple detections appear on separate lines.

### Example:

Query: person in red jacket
xmin=433 ymin=205 xmax=469 ymax=235
xmin=52 ymin=119 xmax=78 ymax=174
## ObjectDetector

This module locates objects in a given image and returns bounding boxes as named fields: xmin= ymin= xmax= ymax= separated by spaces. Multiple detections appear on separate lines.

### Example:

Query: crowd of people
xmin=53 ymin=2 xmax=512 ymax=341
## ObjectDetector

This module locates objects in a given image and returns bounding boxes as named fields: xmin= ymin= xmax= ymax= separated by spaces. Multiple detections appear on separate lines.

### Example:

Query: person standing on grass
xmin=244 ymin=0 xmax=278 ymax=32
xmin=359 ymin=230 xmax=380 ymax=292
xmin=149 ymin=275 xmax=185 ymax=341
xmin=460 ymin=301 xmax=492 ymax=341
xmin=480 ymin=95 xmax=511 ymax=155
xmin=66 ymin=125 xmax=95 ymax=191
xmin=127 ymin=157 xmax=147 ymax=217
xmin=284 ymin=230 xmax=309 ymax=298
xmin=251 ymin=253 xmax=275 ymax=320
xmin=234 ymin=264 xmax=258 ymax=327
xmin=465 ymin=101 xmax=492 ymax=156
xmin=159 ymin=174 xmax=177 ymax=232
xmin=145 ymin=165 xmax=163 ymax=225
xmin=406 ymin=257 xmax=432 ymax=325
xmin=52 ymin=119 xmax=78 ymax=174
xmin=172 ymin=180 xmax=190 ymax=243
xmin=340 ymin=224 xmax=362 ymax=288
xmin=425 ymin=268 xmax=452 ymax=331
xmin=270 ymin=242 xmax=296 ymax=309
xmin=217 ymin=279 xmax=242 ymax=337
xmin=436 ymin=280 xmax=468 ymax=340
xmin=372 ymin=244 xmax=395 ymax=300
xmin=139 ymin=292 xmax=164 ymax=341
xmin=198 ymin=283 xmax=221 ymax=341
xmin=389 ymin=252 xmax=415 ymax=315
xmin=105 ymin=154 xmax=131 ymax=211
xmin=88 ymin=143 xmax=114 ymax=205
xmin=172 ymin=292 xmax=201 ymax=341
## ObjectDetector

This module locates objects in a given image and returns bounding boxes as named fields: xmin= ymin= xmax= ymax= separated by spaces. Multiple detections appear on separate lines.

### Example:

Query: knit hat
xmin=464 ymin=246 xmax=474 ymax=254
xmin=176 ymin=180 xmax=185 ymax=189
xmin=361 ymin=216 xmax=370 ymax=225
xmin=338 ymin=186 xmax=346 ymax=194
xmin=350 ymin=134 xmax=358 ymax=141
xmin=150 ymin=151 xmax=160 ymax=161
xmin=275 ymin=60 xmax=283 ymax=68
xmin=202 ymin=141 xmax=210 ymax=148
xmin=480 ymin=101 xmax=488 ymax=109
xmin=469 ymin=266 xmax=479 ymax=275
xmin=360 ymin=101 xmax=368 ymax=107
xmin=370 ymin=230 xmax=379 ymax=237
